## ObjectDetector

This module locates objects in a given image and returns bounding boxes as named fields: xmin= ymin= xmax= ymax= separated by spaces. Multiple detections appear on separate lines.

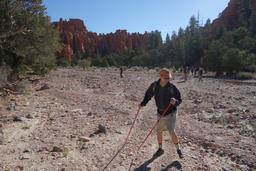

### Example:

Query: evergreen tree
xmin=0 ymin=0 xmax=60 ymax=74
xmin=201 ymin=40 xmax=227 ymax=74
xmin=147 ymin=30 xmax=162 ymax=49
xmin=239 ymin=36 xmax=256 ymax=53
xmin=232 ymin=27 xmax=249 ymax=45
xmin=222 ymin=48 xmax=244 ymax=73
xmin=182 ymin=16 xmax=203 ymax=66
xmin=237 ymin=0 xmax=251 ymax=27
xmin=165 ymin=33 xmax=171 ymax=44
xmin=249 ymin=9 xmax=256 ymax=36
xmin=204 ymin=19 xmax=211 ymax=28
xmin=189 ymin=15 xmax=199 ymax=33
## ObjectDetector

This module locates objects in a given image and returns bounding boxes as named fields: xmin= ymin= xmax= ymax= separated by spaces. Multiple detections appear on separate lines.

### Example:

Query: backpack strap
xmin=168 ymin=84 xmax=175 ymax=95
xmin=152 ymin=81 xmax=157 ymax=96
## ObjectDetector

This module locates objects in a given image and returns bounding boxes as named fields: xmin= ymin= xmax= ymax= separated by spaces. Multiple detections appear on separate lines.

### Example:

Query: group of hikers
xmin=120 ymin=66 xmax=204 ymax=82
xmin=179 ymin=66 xmax=204 ymax=81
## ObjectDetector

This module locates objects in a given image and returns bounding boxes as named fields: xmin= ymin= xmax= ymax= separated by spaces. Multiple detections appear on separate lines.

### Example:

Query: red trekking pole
xmin=128 ymin=103 xmax=173 ymax=171
xmin=103 ymin=107 xmax=141 ymax=171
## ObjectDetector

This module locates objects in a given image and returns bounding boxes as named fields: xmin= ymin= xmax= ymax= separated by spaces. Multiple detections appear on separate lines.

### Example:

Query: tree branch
xmin=0 ymin=27 xmax=30 ymax=39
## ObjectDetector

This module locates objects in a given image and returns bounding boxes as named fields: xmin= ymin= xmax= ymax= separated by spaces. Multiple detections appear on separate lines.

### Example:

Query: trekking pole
xmin=128 ymin=103 xmax=173 ymax=171
xmin=103 ymin=107 xmax=141 ymax=171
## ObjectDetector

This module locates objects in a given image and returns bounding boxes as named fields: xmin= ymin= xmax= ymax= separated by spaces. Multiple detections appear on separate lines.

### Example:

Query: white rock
xmin=79 ymin=136 xmax=90 ymax=142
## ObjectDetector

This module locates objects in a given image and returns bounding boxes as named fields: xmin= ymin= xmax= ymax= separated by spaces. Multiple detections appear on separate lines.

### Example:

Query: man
xmin=120 ymin=67 xmax=123 ymax=78
xmin=139 ymin=68 xmax=183 ymax=159
xmin=0 ymin=123 xmax=3 ymax=145
xmin=198 ymin=67 xmax=203 ymax=81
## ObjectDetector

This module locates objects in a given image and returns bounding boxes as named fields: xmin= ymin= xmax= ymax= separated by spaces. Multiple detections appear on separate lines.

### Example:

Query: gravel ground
xmin=0 ymin=67 xmax=255 ymax=171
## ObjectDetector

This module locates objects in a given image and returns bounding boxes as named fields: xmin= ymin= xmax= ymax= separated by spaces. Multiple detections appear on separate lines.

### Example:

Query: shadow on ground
xmin=133 ymin=149 xmax=183 ymax=171
xmin=160 ymin=160 xmax=183 ymax=171
xmin=133 ymin=149 xmax=164 ymax=171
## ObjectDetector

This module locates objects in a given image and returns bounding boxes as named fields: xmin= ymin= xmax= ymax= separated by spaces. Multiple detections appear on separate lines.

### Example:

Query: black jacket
xmin=140 ymin=79 xmax=182 ymax=114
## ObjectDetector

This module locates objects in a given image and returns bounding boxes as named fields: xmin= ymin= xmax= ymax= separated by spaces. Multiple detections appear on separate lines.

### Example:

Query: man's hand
xmin=170 ymin=98 xmax=176 ymax=105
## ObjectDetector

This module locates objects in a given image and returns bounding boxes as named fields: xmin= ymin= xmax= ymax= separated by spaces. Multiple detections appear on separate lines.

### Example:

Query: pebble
xmin=13 ymin=116 xmax=24 ymax=122
xmin=26 ymin=114 xmax=33 ymax=119
xmin=19 ymin=153 xmax=30 ymax=160
xmin=98 ymin=124 xmax=107 ymax=134
xmin=227 ymin=108 xmax=237 ymax=113
xmin=78 ymin=136 xmax=90 ymax=142
xmin=128 ymin=152 xmax=134 ymax=156
xmin=51 ymin=146 xmax=63 ymax=152
xmin=115 ymin=130 xmax=122 ymax=134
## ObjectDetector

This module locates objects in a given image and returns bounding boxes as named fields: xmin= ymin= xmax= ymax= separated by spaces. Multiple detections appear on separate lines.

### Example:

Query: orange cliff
xmin=53 ymin=18 xmax=150 ymax=61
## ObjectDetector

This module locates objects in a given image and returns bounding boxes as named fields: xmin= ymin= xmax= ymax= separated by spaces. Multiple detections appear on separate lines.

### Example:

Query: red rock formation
xmin=212 ymin=0 xmax=256 ymax=29
xmin=53 ymin=19 xmax=87 ymax=60
xmin=53 ymin=18 xmax=88 ymax=33
xmin=53 ymin=19 xmax=150 ymax=60
xmin=212 ymin=0 xmax=238 ymax=29
xmin=62 ymin=44 xmax=73 ymax=62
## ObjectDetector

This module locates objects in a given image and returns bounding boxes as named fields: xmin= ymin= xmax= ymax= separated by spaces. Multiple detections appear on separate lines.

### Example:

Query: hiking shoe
xmin=177 ymin=149 xmax=184 ymax=159
xmin=153 ymin=148 xmax=164 ymax=157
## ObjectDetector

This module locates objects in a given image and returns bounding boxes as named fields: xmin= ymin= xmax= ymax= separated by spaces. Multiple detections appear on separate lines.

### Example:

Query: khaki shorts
xmin=156 ymin=111 xmax=177 ymax=133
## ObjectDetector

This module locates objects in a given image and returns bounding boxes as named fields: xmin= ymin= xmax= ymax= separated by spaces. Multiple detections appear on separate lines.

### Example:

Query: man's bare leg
xmin=153 ymin=131 xmax=164 ymax=156
xmin=170 ymin=131 xmax=184 ymax=159
xmin=157 ymin=131 xmax=163 ymax=149
xmin=170 ymin=131 xmax=179 ymax=144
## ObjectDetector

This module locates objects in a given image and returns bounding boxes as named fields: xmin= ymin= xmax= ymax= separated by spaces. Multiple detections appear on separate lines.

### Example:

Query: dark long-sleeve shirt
xmin=140 ymin=79 xmax=182 ymax=114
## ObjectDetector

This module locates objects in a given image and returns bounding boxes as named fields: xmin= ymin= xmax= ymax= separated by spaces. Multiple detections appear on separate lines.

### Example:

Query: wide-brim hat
xmin=159 ymin=68 xmax=172 ymax=79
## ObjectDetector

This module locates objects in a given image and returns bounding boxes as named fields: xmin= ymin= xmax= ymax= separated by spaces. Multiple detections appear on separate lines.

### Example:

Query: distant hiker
xmin=194 ymin=67 xmax=198 ymax=77
xmin=171 ymin=67 xmax=176 ymax=80
xmin=139 ymin=68 xmax=184 ymax=159
xmin=190 ymin=68 xmax=194 ymax=77
xmin=192 ymin=67 xmax=197 ymax=77
xmin=120 ymin=67 xmax=123 ymax=78
xmin=198 ymin=67 xmax=203 ymax=81
xmin=183 ymin=66 xmax=189 ymax=81
xmin=0 ymin=124 xmax=3 ymax=145
xmin=172 ymin=71 xmax=176 ymax=80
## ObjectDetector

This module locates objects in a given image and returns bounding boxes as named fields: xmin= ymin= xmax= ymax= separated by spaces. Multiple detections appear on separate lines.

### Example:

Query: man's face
xmin=160 ymin=72 xmax=170 ymax=82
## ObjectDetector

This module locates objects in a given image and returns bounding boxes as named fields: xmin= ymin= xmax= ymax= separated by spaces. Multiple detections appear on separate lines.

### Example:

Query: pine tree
xmin=165 ymin=33 xmax=171 ymax=44
xmin=249 ymin=10 xmax=256 ymax=36
xmin=0 ymin=0 xmax=60 ymax=74
xmin=201 ymin=40 xmax=227 ymax=74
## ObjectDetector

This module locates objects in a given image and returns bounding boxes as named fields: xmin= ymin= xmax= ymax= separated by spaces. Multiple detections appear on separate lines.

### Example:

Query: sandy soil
xmin=0 ymin=67 xmax=255 ymax=171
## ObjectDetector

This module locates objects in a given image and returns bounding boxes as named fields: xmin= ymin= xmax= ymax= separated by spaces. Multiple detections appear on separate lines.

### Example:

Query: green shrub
xmin=236 ymin=72 xmax=254 ymax=80
xmin=56 ymin=59 xmax=70 ymax=67
xmin=78 ymin=59 xmax=91 ymax=69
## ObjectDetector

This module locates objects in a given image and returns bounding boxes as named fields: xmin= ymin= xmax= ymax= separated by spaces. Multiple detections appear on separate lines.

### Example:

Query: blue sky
xmin=43 ymin=0 xmax=229 ymax=37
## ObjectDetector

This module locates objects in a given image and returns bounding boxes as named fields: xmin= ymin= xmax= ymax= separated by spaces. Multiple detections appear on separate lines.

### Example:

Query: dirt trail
xmin=0 ymin=67 xmax=255 ymax=171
